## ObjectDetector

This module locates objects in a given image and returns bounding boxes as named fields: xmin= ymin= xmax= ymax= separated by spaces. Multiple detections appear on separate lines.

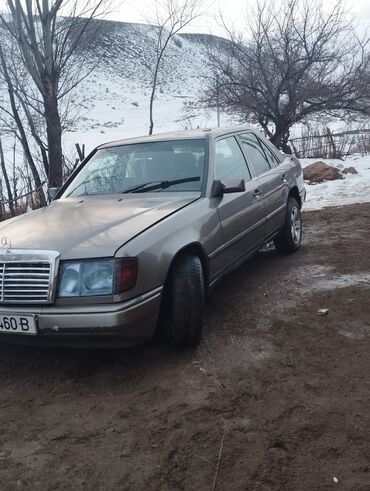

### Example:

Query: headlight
xmin=58 ymin=258 xmax=138 ymax=298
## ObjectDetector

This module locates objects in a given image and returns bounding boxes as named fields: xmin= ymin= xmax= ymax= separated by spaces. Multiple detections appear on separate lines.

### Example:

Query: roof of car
xmin=98 ymin=125 xmax=258 ymax=149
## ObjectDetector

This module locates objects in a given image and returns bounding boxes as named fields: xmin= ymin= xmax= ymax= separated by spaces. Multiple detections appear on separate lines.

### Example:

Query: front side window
xmin=214 ymin=137 xmax=251 ymax=182
xmin=239 ymin=133 xmax=271 ymax=176
xmin=62 ymin=139 xmax=206 ymax=197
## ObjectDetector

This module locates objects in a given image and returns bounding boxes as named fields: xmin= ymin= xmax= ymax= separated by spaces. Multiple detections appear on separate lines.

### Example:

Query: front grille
xmin=0 ymin=251 xmax=60 ymax=304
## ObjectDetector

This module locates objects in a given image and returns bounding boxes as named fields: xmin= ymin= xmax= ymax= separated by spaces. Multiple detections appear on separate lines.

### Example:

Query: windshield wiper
xmin=123 ymin=177 xmax=200 ymax=193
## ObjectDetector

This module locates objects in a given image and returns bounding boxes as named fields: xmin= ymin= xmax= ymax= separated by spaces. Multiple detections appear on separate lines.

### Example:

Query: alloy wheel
xmin=290 ymin=206 xmax=301 ymax=244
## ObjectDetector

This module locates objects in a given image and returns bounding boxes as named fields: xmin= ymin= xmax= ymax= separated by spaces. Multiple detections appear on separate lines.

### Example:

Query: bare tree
xmin=0 ymin=0 xmax=108 ymax=187
xmin=0 ymin=41 xmax=47 ymax=206
xmin=205 ymin=0 xmax=370 ymax=150
xmin=147 ymin=0 xmax=205 ymax=135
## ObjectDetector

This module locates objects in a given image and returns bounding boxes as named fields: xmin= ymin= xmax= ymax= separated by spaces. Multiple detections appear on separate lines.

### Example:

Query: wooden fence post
xmin=326 ymin=127 xmax=338 ymax=159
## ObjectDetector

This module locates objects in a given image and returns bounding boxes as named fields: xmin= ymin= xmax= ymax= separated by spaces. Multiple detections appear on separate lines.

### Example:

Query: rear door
xmin=213 ymin=135 xmax=266 ymax=268
xmin=238 ymin=132 xmax=288 ymax=238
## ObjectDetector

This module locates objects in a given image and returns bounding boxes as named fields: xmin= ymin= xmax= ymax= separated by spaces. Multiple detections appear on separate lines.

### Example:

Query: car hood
xmin=0 ymin=194 xmax=200 ymax=259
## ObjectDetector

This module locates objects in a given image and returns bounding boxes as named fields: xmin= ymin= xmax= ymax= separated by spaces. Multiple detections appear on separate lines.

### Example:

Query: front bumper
xmin=0 ymin=287 xmax=163 ymax=348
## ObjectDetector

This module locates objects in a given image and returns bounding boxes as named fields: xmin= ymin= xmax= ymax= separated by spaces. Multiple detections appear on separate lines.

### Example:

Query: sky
xmin=0 ymin=0 xmax=368 ymax=36
xmin=114 ymin=0 xmax=370 ymax=36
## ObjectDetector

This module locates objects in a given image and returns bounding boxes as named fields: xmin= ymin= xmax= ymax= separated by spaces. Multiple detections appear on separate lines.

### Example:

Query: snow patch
xmin=301 ymin=272 xmax=370 ymax=294
xmin=301 ymin=155 xmax=370 ymax=210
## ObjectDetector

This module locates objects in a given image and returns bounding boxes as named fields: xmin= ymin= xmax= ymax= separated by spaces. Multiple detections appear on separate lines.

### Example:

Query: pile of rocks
xmin=303 ymin=161 xmax=358 ymax=184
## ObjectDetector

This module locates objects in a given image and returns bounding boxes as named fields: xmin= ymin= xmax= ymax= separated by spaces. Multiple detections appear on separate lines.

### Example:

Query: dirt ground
xmin=0 ymin=203 xmax=369 ymax=490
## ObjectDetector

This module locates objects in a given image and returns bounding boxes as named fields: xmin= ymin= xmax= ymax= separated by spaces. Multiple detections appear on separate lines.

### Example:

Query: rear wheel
xmin=161 ymin=254 xmax=205 ymax=348
xmin=274 ymin=197 xmax=302 ymax=253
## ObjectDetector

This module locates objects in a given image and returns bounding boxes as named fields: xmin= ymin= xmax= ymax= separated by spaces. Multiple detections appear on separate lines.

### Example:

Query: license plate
xmin=0 ymin=314 xmax=37 ymax=335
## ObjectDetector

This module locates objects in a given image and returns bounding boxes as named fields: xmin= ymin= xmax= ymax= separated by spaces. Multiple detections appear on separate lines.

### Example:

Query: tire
xmin=161 ymin=254 xmax=205 ymax=348
xmin=274 ymin=197 xmax=302 ymax=254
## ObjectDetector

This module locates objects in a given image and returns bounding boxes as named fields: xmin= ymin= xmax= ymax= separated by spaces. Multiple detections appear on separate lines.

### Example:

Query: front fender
xmin=114 ymin=199 xmax=224 ymax=300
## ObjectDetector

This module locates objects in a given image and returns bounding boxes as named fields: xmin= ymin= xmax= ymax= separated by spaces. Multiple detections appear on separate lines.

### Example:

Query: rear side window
xmin=260 ymin=140 xmax=280 ymax=169
xmin=239 ymin=133 xmax=270 ymax=176
xmin=214 ymin=137 xmax=251 ymax=182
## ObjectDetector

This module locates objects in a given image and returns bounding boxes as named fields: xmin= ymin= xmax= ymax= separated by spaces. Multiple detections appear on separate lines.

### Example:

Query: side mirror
xmin=211 ymin=179 xmax=245 ymax=198
xmin=48 ymin=187 xmax=61 ymax=201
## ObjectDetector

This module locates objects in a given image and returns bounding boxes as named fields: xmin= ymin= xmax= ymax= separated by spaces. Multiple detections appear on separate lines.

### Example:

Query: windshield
xmin=62 ymin=139 xmax=206 ymax=197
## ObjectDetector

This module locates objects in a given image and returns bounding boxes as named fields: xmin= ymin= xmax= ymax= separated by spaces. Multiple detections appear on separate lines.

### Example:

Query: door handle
xmin=253 ymin=189 xmax=262 ymax=200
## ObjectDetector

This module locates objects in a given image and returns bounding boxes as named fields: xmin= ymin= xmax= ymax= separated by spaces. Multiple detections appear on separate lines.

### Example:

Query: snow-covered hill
xmin=0 ymin=19 xmax=233 ymax=160
xmin=60 ymin=21 xmax=233 ymax=156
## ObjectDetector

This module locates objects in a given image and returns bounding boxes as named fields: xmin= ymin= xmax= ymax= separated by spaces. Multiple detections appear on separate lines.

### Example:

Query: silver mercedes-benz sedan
xmin=0 ymin=126 xmax=305 ymax=348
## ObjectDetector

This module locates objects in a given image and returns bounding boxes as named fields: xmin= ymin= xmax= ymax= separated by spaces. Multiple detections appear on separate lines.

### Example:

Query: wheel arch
xmin=288 ymin=185 xmax=302 ymax=208
xmin=165 ymin=242 xmax=209 ymax=292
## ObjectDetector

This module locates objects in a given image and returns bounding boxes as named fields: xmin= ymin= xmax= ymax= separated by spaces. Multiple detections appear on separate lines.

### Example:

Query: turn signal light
xmin=114 ymin=258 xmax=138 ymax=293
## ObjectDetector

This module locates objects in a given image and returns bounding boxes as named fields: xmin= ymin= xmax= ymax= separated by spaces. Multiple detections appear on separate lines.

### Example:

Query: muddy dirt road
xmin=0 ymin=203 xmax=369 ymax=490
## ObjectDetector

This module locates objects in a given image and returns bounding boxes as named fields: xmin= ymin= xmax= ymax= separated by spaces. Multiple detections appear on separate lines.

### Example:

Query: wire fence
xmin=0 ymin=182 xmax=46 ymax=206
xmin=290 ymin=128 xmax=370 ymax=159
xmin=0 ymin=182 xmax=47 ymax=222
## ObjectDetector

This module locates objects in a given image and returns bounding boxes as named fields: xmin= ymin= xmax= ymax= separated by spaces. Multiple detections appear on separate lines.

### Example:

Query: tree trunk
xmin=0 ymin=138 xmax=15 ymax=216
xmin=270 ymin=122 xmax=292 ymax=153
xmin=44 ymin=94 xmax=63 ymax=187
xmin=149 ymin=63 xmax=160 ymax=136
xmin=20 ymin=97 xmax=49 ymax=176
xmin=0 ymin=181 xmax=5 ymax=220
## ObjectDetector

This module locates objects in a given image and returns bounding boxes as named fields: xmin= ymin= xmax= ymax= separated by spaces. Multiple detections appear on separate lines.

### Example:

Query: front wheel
xmin=274 ymin=197 xmax=302 ymax=253
xmin=161 ymin=254 xmax=205 ymax=348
